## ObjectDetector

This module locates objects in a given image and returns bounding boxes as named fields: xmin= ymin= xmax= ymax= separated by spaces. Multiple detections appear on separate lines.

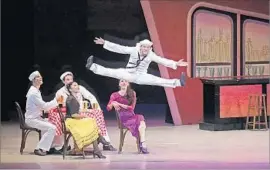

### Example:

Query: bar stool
xmin=245 ymin=94 xmax=268 ymax=130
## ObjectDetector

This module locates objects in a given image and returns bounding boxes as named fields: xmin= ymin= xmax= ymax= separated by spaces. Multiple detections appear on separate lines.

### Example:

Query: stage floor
xmin=0 ymin=121 xmax=269 ymax=169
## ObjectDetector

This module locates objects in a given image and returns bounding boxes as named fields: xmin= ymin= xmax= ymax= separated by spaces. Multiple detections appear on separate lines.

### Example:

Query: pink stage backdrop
xmin=220 ymin=85 xmax=262 ymax=118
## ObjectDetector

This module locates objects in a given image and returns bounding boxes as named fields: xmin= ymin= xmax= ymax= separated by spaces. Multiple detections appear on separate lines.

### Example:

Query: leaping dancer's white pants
xmin=90 ymin=63 xmax=181 ymax=88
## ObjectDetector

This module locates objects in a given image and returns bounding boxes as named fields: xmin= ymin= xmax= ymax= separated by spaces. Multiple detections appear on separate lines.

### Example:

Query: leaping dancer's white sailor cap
xmin=139 ymin=39 xmax=153 ymax=46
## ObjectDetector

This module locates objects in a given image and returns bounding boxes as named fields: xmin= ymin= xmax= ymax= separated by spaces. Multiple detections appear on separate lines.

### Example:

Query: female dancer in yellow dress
xmin=65 ymin=81 xmax=106 ymax=158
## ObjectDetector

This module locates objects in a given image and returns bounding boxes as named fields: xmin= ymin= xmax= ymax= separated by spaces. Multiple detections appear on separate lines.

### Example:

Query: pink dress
xmin=107 ymin=91 xmax=145 ymax=139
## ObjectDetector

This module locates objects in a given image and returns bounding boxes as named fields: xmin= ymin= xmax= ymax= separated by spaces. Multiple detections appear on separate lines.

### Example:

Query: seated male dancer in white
xmin=25 ymin=71 xmax=62 ymax=156
xmin=55 ymin=71 xmax=116 ymax=151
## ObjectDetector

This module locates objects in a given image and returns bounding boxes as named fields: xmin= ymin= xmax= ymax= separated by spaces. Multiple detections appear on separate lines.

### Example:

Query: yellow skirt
xmin=65 ymin=118 xmax=99 ymax=150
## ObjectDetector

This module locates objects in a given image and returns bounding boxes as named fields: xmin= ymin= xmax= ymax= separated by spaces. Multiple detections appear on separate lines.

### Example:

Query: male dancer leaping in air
xmin=86 ymin=37 xmax=188 ymax=88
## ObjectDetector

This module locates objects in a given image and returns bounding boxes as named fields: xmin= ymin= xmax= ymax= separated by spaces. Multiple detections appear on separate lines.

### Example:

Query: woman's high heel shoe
xmin=98 ymin=135 xmax=110 ymax=145
xmin=139 ymin=142 xmax=149 ymax=154
xmin=93 ymin=151 xmax=106 ymax=159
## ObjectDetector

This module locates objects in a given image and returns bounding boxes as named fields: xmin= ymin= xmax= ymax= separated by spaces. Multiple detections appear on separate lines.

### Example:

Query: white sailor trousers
xmin=25 ymin=118 xmax=56 ymax=151
xmin=90 ymin=63 xmax=179 ymax=88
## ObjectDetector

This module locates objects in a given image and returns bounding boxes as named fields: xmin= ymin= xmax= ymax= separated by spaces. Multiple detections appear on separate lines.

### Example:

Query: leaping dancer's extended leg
xmin=86 ymin=56 xmax=136 ymax=82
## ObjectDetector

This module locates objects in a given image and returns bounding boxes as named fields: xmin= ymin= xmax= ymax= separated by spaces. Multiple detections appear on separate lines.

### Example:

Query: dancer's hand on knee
xmin=112 ymin=101 xmax=120 ymax=111
xmin=94 ymin=37 xmax=105 ymax=45
xmin=118 ymin=103 xmax=129 ymax=109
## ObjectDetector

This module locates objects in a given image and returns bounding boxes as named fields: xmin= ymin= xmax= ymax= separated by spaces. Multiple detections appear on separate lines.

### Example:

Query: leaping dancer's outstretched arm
xmin=94 ymin=37 xmax=135 ymax=55
xmin=150 ymin=53 xmax=188 ymax=70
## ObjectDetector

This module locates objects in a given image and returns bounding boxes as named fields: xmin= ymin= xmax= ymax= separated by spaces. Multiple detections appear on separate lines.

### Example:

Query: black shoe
xmin=103 ymin=144 xmax=117 ymax=151
xmin=47 ymin=148 xmax=56 ymax=155
xmin=56 ymin=145 xmax=72 ymax=154
xmin=98 ymin=135 xmax=110 ymax=146
xmin=47 ymin=147 xmax=62 ymax=155
xmin=34 ymin=149 xmax=47 ymax=156
xmin=86 ymin=55 xmax=94 ymax=69
xmin=180 ymin=72 xmax=186 ymax=86
xmin=62 ymin=145 xmax=72 ymax=151
xmin=93 ymin=151 xmax=106 ymax=159
xmin=47 ymin=145 xmax=71 ymax=155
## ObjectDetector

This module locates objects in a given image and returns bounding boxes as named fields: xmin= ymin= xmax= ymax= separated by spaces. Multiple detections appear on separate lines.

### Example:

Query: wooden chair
xmin=115 ymin=110 xmax=140 ymax=154
xmin=15 ymin=102 xmax=41 ymax=154
xmin=56 ymin=107 xmax=85 ymax=160
xmin=245 ymin=94 xmax=268 ymax=130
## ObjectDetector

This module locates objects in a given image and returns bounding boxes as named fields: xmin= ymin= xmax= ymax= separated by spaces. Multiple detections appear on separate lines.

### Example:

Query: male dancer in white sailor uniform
xmin=25 ymin=71 xmax=61 ymax=156
xmin=85 ymin=37 xmax=188 ymax=88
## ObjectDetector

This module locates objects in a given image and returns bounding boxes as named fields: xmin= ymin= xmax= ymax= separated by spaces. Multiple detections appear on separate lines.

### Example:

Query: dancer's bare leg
xmin=138 ymin=121 xmax=149 ymax=154
xmin=138 ymin=121 xmax=146 ymax=147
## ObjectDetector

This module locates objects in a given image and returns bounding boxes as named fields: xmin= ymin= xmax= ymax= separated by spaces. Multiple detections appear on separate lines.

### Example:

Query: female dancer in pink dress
xmin=107 ymin=80 xmax=149 ymax=154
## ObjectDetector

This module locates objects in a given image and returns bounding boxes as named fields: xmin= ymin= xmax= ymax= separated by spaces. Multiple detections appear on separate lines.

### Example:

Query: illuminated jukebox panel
xmin=191 ymin=7 xmax=237 ymax=78
xmin=241 ymin=15 xmax=270 ymax=76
